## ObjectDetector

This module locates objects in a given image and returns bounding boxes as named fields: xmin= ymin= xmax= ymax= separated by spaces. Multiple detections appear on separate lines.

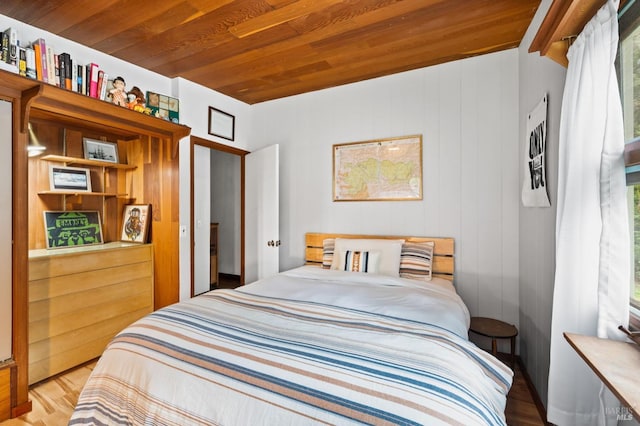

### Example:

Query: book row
xmin=1 ymin=28 xmax=180 ymax=123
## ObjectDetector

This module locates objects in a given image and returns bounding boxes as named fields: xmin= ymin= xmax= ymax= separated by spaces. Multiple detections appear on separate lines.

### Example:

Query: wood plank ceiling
xmin=0 ymin=0 xmax=541 ymax=104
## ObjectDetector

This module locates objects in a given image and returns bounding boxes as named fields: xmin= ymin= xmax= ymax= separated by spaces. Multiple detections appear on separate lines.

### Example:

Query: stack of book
xmin=1 ymin=28 xmax=112 ymax=102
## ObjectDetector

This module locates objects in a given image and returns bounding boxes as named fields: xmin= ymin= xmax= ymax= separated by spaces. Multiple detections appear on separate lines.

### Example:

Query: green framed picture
xmin=44 ymin=211 xmax=104 ymax=249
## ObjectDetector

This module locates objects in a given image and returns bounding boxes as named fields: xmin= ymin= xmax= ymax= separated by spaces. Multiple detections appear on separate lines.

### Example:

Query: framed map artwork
xmin=333 ymin=134 xmax=423 ymax=201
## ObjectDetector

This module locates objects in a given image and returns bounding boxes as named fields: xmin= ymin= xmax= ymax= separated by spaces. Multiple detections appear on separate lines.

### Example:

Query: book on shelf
xmin=59 ymin=53 xmax=72 ymax=90
xmin=1 ymin=31 xmax=8 ymax=63
xmin=54 ymin=53 xmax=61 ymax=87
xmin=25 ymin=47 xmax=36 ymax=79
xmin=89 ymin=63 xmax=100 ymax=98
xmin=96 ymin=69 xmax=104 ymax=99
xmin=72 ymin=62 xmax=78 ymax=92
xmin=4 ymin=28 xmax=17 ymax=66
xmin=46 ymin=44 xmax=55 ymax=85
xmin=99 ymin=73 xmax=109 ymax=101
xmin=18 ymin=47 xmax=26 ymax=77
xmin=85 ymin=65 xmax=90 ymax=95
xmin=32 ymin=38 xmax=48 ymax=83
xmin=76 ymin=64 xmax=87 ymax=95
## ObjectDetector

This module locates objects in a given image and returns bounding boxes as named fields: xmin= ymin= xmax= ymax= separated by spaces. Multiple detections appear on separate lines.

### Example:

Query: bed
xmin=69 ymin=233 xmax=513 ymax=425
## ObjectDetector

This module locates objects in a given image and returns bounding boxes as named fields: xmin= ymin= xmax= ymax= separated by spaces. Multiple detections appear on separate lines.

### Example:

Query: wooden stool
xmin=469 ymin=317 xmax=518 ymax=369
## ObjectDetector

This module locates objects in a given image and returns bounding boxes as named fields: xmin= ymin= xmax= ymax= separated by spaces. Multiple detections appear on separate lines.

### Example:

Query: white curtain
xmin=547 ymin=0 xmax=630 ymax=425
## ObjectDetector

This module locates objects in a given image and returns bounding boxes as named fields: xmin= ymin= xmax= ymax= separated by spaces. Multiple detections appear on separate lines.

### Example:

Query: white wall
xmin=193 ymin=144 xmax=211 ymax=296
xmin=211 ymin=150 xmax=241 ymax=275
xmin=173 ymin=77 xmax=252 ymax=148
xmin=517 ymin=0 xmax=566 ymax=410
xmin=175 ymin=78 xmax=250 ymax=300
xmin=250 ymin=50 xmax=521 ymax=329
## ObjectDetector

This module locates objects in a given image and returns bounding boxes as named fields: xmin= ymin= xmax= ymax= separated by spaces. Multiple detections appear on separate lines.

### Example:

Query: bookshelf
xmin=0 ymin=68 xmax=191 ymax=420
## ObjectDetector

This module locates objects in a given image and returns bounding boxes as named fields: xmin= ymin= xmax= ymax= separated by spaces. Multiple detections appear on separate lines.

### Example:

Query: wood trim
xmin=529 ymin=0 xmax=609 ymax=67
xmin=625 ymin=139 xmax=640 ymax=166
xmin=529 ymin=0 xmax=630 ymax=66
xmin=304 ymin=233 xmax=455 ymax=281
xmin=0 ymin=69 xmax=190 ymax=155
xmin=564 ymin=332 xmax=640 ymax=420
xmin=190 ymin=136 xmax=249 ymax=296
xmin=12 ymin=96 xmax=30 ymax=416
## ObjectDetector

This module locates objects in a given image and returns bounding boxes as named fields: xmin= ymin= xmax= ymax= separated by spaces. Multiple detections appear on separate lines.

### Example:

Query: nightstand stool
xmin=469 ymin=317 xmax=518 ymax=369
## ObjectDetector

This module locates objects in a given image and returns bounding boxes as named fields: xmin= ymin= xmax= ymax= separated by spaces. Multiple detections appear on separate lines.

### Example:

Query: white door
xmin=0 ymin=100 xmax=12 ymax=361
xmin=245 ymin=144 xmax=279 ymax=284
xmin=193 ymin=144 xmax=211 ymax=296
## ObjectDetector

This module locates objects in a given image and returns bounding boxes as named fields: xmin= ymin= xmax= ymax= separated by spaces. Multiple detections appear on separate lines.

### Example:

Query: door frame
xmin=190 ymin=136 xmax=248 ymax=297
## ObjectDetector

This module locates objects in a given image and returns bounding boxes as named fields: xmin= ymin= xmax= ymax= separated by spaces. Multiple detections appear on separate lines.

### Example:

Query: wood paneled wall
xmin=132 ymin=135 xmax=181 ymax=309
xmin=27 ymin=129 xmax=181 ymax=311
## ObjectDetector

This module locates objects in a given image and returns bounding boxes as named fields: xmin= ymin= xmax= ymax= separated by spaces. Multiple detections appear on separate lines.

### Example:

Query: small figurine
xmin=126 ymin=86 xmax=146 ymax=113
xmin=109 ymin=76 xmax=127 ymax=107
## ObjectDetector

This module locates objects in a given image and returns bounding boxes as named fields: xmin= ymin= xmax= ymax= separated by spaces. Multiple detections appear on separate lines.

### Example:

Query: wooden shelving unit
xmin=0 ymin=68 xmax=191 ymax=420
xmin=40 ymin=154 xmax=138 ymax=169
xmin=38 ymin=154 xmax=137 ymax=198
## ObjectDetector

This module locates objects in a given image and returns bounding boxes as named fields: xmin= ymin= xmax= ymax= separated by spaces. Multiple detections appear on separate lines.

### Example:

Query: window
xmin=619 ymin=0 xmax=640 ymax=328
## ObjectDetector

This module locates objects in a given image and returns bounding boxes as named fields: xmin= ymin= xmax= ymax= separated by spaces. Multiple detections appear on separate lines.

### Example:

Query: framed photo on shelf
xmin=208 ymin=107 xmax=235 ymax=141
xmin=83 ymin=138 xmax=119 ymax=163
xmin=49 ymin=165 xmax=92 ymax=192
xmin=43 ymin=211 xmax=103 ymax=249
xmin=121 ymin=204 xmax=151 ymax=243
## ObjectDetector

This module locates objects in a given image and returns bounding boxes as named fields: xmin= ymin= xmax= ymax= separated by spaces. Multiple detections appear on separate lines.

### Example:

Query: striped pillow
xmin=342 ymin=250 xmax=379 ymax=273
xmin=399 ymin=241 xmax=434 ymax=282
xmin=322 ymin=238 xmax=335 ymax=269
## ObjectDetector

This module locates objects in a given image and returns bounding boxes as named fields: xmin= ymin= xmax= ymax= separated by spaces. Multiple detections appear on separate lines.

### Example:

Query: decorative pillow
xmin=341 ymin=250 xmax=380 ymax=273
xmin=399 ymin=241 xmax=434 ymax=282
xmin=322 ymin=238 xmax=335 ymax=269
xmin=331 ymin=238 xmax=404 ymax=276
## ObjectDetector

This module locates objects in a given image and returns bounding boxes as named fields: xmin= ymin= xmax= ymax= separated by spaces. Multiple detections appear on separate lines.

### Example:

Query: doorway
xmin=191 ymin=136 xmax=247 ymax=297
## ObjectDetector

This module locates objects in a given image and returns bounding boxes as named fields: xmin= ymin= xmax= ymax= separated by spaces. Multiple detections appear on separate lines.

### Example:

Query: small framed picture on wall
xmin=208 ymin=107 xmax=235 ymax=141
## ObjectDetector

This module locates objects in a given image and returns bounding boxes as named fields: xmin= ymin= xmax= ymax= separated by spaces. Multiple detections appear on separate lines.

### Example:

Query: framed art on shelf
xmin=43 ymin=211 xmax=103 ymax=248
xmin=49 ymin=165 xmax=92 ymax=192
xmin=121 ymin=204 xmax=151 ymax=243
xmin=146 ymin=91 xmax=180 ymax=123
xmin=83 ymin=138 xmax=119 ymax=163
xmin=208 ymin=107 xmax=235 ymax=141
xmin=333 ymin=134 xmax=423 ymax=201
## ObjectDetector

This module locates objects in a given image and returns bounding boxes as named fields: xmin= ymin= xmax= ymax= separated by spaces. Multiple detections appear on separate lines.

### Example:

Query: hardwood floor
xmin=1 ymin=353 xmax=547 ymax=426
xmin=506 ymin=357 xmax=548 ymax=425
xmin=1 ymin=360 xmax=96 ymax=426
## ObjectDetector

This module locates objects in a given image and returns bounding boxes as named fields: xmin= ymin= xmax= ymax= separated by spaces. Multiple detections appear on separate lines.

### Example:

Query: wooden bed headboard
xmin=305 ymin=233 xmax=455 ymax=281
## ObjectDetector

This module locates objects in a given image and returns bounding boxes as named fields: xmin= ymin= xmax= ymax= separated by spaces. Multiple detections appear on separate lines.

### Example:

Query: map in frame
xmin=333 ymin=135 xmax=423 ymax=201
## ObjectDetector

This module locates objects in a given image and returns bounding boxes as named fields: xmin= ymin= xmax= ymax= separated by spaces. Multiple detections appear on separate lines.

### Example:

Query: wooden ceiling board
xmin=153 ymin=0 xmax=411 ymax=77
xmin=179 ymin=1 xmax=445 ymax=83
xmin=0 ymin=0 xmax=541 ymax=104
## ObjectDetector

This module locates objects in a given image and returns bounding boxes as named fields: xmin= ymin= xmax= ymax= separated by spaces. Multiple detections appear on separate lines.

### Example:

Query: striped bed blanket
xmin=70 ymin=268 xmax=512 ymax=425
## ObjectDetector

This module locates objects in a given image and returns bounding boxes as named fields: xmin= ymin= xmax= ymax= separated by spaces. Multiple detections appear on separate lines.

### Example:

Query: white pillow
xmin=338 ymin=250 xmax=380 ymax=273
xmin=331 ymin=238 xmax=404 ymax=276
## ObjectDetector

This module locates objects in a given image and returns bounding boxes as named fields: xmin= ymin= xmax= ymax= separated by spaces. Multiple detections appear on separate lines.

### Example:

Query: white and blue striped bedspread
xmin=70 ymin=269 xmax=512 ymax=425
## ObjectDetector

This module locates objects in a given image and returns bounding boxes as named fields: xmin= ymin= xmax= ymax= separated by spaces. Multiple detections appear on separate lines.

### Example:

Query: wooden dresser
xmin=28 ymin=242 xmax=154 ymax=384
